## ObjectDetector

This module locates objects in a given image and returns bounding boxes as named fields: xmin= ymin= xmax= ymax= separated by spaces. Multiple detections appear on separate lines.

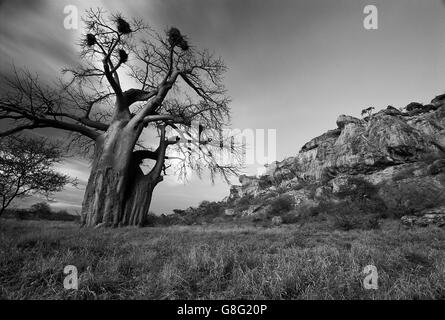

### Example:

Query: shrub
xmin=234 ymin=195 xmax=253 ymax=213
xmin=15 ymin=209 xmax=29 ymax=220
xmin=333 ymin=214 xmax=356 ymax=231
xmin=258 ymin=175 xmax=273 ymax=189
xmin=386 ymin=206 xmax=416 ymax=219
xmin=268 ymin=195 xmax=294 ymax=215
xmin=8 ymin=203 xmax=79 ymax=222
xmin=336 ymin=177 xmax=379 ymax=202
xmin=281 ymin=211 xmax=300 ymax=224
xmin=293 ymin=204 xmax=321 ymax=221
xmin=31 ymin=202 xmax=52 ymax=219
xmin=144 ymin=213 xmax=160 ymax=226
xmin=300 ymin=198 xmax=382 ymax=231
xmin=198 ymin=201 xmax=225 ymax=217
xmin=50 ymin=210 xmax=80 ymax=222
xmin=331 ymin=210 xmax=380 ymax=231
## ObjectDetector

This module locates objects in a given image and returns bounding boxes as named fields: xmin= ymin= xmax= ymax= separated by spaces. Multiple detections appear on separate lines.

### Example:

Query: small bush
xmin=6 ymin=203 xmax=79 ymax=222
xmin=281 ymin=211 xmax=300 ymax=224
xmin=144 ymin=213 xmax=160 ymax=226
xmin=234 ymin=195 xmax=253 ymax=213
xmin=31 ymin=202 xmax=52 ymax=219
xmin=303 ymin=199 xmax=382 ymax=231
xmin=336 ymin=177 xmax=379 ymax=203
xmin=268 ymin=195 xmax=294 ymax=216
xmin=258 ymin=175 xmax=273 ymax=189
xmin=332 ymin=211 xmax=380 ymax=231
xmin=295 ymin=204 xmax=320 ymax=220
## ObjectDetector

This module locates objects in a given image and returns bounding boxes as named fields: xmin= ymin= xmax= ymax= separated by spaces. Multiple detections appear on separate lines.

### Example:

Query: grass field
xmin=0 ymin=218 xmax=444 ymax=300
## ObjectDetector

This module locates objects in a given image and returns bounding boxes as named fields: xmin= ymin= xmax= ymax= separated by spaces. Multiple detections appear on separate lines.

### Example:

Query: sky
xmin=1 ymin=0 xmax=445 ymax=214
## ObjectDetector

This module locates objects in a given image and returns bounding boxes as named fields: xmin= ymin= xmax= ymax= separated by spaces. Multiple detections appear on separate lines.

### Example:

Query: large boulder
xmin=379 ymin=175 xmax=445 ymax=212
xmin=336 ymin=115 xmax=362 ymax=129
xmin=431 ymin=94 xmax=445 ymax=106
xmin=401 ymin=206 xmax=445 ymax=227
xmin=405 ymin=102 xmax=424 ymax=112
xmin=384 ymin=105 xmax=402 ymax=116
xmin=331 ymin=175 xmax=355 ymax=194
xmin=236 ymin=175 xmax=262 ymax=197
xmin=271 ymin=216 xmax=283 ymax=226
xmin=428 ymin=159 xmax=445 ymax=175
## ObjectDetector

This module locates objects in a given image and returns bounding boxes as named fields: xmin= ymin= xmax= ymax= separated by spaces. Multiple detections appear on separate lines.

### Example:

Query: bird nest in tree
xmin=179 ymin=39 xmax=189 ymax=51
xmin=86 ymin=33 xmax=96 ymax=46
xmin=168 ymin=27 xmax=189 ymax=51
xmin=116 ymin=17 xmax=132 ymax=34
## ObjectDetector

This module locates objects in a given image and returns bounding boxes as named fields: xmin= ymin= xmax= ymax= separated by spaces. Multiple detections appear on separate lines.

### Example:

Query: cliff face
xmin=227 ymin=96 xmax=445 ymax=224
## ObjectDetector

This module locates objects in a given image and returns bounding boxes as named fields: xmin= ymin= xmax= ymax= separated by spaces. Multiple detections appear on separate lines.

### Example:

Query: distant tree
xmin=0 ymin=135 xmax=72 ymax=217
xmin=30 ymin=201 xmax=52 ymax=219
xmin=361 ymin=107 xmax=375 ymax=119
xmin=30 ymin=202 xmax=52 ymax=213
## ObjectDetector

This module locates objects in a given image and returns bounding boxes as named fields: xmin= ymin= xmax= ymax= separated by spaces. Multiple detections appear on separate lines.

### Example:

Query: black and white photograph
xmin=0 ymin=0 xmax=444 ymax=307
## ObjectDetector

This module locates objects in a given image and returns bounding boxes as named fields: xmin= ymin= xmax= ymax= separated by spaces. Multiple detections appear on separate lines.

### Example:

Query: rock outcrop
xmin=401 ymin=207 xmax=445 ymax=227
xmin=227 ymin=97 xmax=445 ymax=225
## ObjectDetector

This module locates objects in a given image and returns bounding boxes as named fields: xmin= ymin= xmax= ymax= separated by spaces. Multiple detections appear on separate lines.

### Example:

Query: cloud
xmin=54 ymin=158 xmax=91 ymax=186
xmin=0 ymin=0 xmax=78 ymax=77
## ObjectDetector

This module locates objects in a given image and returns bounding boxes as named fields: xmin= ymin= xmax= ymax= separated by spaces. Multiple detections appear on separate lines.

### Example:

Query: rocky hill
xmin=154 ymin=95 xmax=445 ymax=229
xmin=223 ymin=95 xmax=445 ymax=227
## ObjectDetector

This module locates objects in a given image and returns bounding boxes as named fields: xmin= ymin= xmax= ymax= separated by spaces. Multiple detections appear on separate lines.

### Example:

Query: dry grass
xmin=0 ymin=219 xmax=444 ymax=300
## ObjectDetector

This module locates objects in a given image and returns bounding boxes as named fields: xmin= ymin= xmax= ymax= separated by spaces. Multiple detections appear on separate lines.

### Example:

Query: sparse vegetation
xmin=233 ymin=195 xmax=254 ymax=214
xmin=145 ymin=201 xmax=228 ymax=226
xmin=361 ymin=107 xmax=375 ymax=119
xmin=0 ymin=219 xmax=444 ymax=299
xmin=2 ymin=202 xmax=80 ymax=222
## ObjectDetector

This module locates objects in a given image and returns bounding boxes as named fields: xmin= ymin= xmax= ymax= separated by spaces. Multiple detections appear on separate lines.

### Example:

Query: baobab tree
xmin=0 ymin=9 xmax=241 ymax=228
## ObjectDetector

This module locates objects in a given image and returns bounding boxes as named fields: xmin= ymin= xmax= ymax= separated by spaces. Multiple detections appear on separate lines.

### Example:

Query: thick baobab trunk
xmin=80 ymin=108 xmax=170 ymax=228
xmin=81 ymin=119 xmax=142 ymax=228
xmin=121 ymin=165 xmax=161 ymax=227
